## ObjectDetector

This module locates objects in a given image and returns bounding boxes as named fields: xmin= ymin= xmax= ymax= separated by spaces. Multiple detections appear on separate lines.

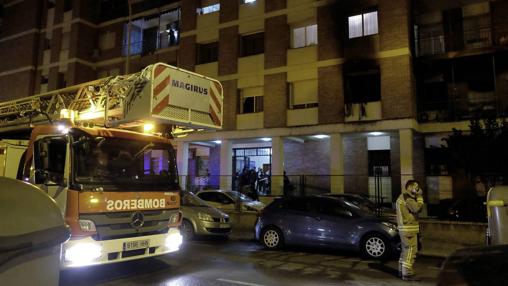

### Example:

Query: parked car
xmin=437 ymin=244 xmax=508 ymax=286
xmin=180 ymin=191 xmax=231 ymax=240
xmin=196 ymin=190 xmax=265 ymax=212
xmin=255 ymin=195 xmax=400 ymax=259
xmin=323 ymin=193 xmax=397 ymax=221
xmin=446 ymin=197 xmax=487 ymax=222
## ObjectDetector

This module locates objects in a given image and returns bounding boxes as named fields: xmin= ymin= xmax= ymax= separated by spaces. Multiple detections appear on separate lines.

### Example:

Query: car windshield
xmin=182 ymin=192 xmax=209 ymax=207
xmin=73 ymin=134 xmax=178 ymax=187
xmin=226 ymin=191 xmax=253 ymax=202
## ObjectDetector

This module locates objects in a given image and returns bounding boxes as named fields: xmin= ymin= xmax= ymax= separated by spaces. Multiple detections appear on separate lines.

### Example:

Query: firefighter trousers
xmin=399 ymin=233 xmax=418 ymax=277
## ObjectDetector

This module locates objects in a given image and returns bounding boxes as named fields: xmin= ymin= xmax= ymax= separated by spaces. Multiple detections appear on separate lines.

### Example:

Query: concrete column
xmin=330 ymin=133 xmax=345 ymax=194
xmin=399 ymin=129 xmax=414 ymax=191
xmin=176 ymin=142 xmax=189 ymax=190
xmin=271 ymin=136 xmax=284 ymax=196
xmin=219 ymin=140 xmax=233 ymax=190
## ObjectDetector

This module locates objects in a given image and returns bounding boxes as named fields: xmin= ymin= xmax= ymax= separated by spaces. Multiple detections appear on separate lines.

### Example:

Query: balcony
xmin=345 ymin=101 xmax=382 ymax=122
xmin=287 ymin=107 xmax=318 ymax=127
xmin=416 ymin=26 xmax=494 ymax=57
xmin=418 ymin=92 xmax=508 ymax=123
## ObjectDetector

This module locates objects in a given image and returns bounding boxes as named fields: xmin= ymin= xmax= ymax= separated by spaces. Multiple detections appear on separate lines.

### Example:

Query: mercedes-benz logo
xmin=130 ymin=212 xmax=145 ymax=229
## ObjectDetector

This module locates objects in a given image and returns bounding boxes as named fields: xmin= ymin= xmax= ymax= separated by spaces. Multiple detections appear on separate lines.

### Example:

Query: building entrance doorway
xmin=233 ymin=147 xmax=271 ymax=196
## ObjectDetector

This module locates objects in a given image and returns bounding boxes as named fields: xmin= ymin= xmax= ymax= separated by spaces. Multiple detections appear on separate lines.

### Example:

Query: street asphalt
xmin=60 ymin=238 xmax=443 ymax=286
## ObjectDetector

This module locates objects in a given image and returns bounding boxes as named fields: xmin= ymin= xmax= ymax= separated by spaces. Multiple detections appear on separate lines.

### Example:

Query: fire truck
xmin=0 ymin=63 xmax=223 ymax=268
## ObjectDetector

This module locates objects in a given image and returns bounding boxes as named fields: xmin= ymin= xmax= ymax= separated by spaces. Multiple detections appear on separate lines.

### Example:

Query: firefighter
xmin=396 ymin=180 xmax=424 ymax=281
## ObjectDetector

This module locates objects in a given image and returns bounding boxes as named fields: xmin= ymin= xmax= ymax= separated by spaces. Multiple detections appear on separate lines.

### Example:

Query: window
xmin=241 ymin=32 xmax=264 ymax=57
xmin=288 ymin=80 xmax=318 ymax=109
xmin=122 ymin=9 xmax=181 ymax=56
xmin=238 ymin=87 xmax=263 ymax=114
xmin=292 ymin=24 xmax=318 ymax=48
xmin=344 ymin=68 xmax=381 ymax=103
xmin=197 ymin=42 xmax=219 ymax=64
xmin=198 ymin=1 xmax=220 ymax=15
xmin=34 ymin=137 xmax=67 ymax=184
xmin=348 ymin=11 xmax=378 ymax=39
xmin=243 ymin=0 xmax=256 ymax=3
xmin=317 ymin=200 xmax=354 ymax=218
xmin=368 ymin=150 xmax=391 ymax=176
xmin=64 ymin=0 xmax=72 ymax=12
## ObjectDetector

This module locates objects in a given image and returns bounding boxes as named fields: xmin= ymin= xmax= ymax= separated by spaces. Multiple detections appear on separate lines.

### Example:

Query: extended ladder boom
xmin=0 ymin=63 xmax=223 ymax=133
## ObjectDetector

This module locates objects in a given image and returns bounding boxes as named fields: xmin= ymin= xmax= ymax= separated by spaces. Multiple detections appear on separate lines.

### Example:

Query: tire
xmin=261 ymin=227 xmax=284 ymax=249
xmin=180 ymin=219 xmax=195 ymax=241
xmin=361 ymin=233 xmax=391 ymax=259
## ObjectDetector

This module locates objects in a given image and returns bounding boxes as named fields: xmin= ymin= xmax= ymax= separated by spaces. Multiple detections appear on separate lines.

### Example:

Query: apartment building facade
xmin=1 ymin=0 xmax=507 ymax=208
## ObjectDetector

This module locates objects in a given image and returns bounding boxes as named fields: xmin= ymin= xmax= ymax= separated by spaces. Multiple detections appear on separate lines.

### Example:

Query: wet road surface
xmin=60 ymin=239 xmax=443 ymax=286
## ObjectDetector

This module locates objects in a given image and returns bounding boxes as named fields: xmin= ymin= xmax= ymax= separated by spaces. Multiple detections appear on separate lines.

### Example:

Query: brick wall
xmin=0 ymin=33 xmax=38 ymax=72
xmin=264 ymin=15 xmax=288 ymax=69
xmin=222 ymin=79 xmax=238 ymax=131
xmin=70 ymin=23 xmax=98 ymax=62
xmin=284 ymin=140 xmax=330 ymax=176
xmin=0 ymin=71 xmax=35 ymax=100
xmin=318 ymin=65 xmax=345 ymax=124
xmin=379 ymin=0 xmax=411 ymax=51
xmin=0 ymin=0 xmax=41 ymax=37
xmin=67 ymin=62 xmax=96 ymax=86
xmin=265 ymin=0 xmax=286 ymax=13
xmin=317 ymin=4 xmax=343 ymax=61
xmin=220 ymin=0 xmax=239 ymax=23
xmin=380 ymin=55 xmax=415 ymax=119
xmin=219 ymin=26 xmax=239 ymax=75
xmin=180 ymin=0 xmax=199 ymax=32
xmin=264 ymin=73 xmax=288 ymax=128
xmin=344 ymin=135 xmax=368 ymax=195
xmin=50 ymin=28 xmax=63 ymax=63
xmin=178 ymin=35 xmax=197 ymax=71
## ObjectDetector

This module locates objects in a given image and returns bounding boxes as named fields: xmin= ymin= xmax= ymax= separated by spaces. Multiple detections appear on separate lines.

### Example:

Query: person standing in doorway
xmin=396 ymin=180 xmax=424 ymax=281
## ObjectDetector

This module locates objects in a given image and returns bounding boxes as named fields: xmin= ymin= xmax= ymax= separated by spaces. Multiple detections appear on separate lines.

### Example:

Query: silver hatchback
xmin=180 ymin=191 xmax=231 ymax=240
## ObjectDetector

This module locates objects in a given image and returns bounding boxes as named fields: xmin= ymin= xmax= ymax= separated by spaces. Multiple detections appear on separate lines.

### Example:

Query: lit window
xmin=243 ymin=0 xmax=256 ymax=3
xmin=348 ymin=11 xmax=378 ymax=39
xmin=292 ymin=24 xmax=318 ymax=48
xmin=198 ymin=3 xmax=220 ymax=15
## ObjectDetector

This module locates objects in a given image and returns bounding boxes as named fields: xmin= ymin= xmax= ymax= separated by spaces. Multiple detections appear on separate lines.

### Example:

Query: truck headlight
xmin=198 ymin=212 xmax=213 ymax=222
xmin=169 ymin=212 xmax=181 ymax=225
xmin=64 ymin=243 xmax=102 ymax=265
xmin=165 ymin=232 xmax=183 ymax=250
xmin=78 ymin=219 xmax=97 ymax=232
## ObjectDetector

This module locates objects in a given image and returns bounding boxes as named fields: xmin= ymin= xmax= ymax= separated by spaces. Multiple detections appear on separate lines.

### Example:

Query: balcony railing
xmin=418 ymin=92 xmax=508 ymax=122
xmin=416 ymin=27 xmax=493 ymax=57
xmin=122 ymin=33 xmax=180 ymax=56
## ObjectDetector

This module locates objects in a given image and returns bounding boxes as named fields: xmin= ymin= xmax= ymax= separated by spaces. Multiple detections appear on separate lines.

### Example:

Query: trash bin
xmin=486 ymin=186 xmax=508 ymax=245
xmin=0 ymin=177 xmax=70 ymax=286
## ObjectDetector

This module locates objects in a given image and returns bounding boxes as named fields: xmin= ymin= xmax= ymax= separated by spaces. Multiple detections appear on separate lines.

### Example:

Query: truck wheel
xmin=362 ymin=233 xmax=390 ymax=259
xmin=261 ymin=227 xmax=284 ymax=249
xmin=180 ymin=219 xmax=195 ymax=241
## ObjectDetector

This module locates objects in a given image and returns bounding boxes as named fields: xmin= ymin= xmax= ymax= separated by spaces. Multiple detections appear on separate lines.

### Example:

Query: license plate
xmin=123 ymin=239 xmax=149 ymax=251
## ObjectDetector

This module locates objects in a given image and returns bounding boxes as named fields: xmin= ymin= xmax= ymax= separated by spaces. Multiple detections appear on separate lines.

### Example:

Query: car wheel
xmin=180 ymin=219 xmax=195 ymax=241
xmin=261 ymin=227 xmax=283 ymax=249
xmin=362 ymin=233 xmax=390 ymax=259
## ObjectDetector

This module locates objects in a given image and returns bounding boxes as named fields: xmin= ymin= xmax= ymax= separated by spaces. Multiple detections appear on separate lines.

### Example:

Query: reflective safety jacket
xmin=396 ymin=193 xmax=424 ymax=234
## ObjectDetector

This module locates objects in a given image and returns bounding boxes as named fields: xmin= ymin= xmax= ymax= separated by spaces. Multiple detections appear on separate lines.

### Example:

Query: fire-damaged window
xmin=344 ymin=62 xmax=381 ymax=104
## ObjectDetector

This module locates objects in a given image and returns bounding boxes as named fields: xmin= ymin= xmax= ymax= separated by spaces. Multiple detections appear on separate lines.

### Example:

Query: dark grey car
xmin=255 ymin=196 xmax=400 ymax=259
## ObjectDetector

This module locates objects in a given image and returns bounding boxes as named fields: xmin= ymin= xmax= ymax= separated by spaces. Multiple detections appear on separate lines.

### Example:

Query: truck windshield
xmin=73 ymin=135 xmax=178 ymax=187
